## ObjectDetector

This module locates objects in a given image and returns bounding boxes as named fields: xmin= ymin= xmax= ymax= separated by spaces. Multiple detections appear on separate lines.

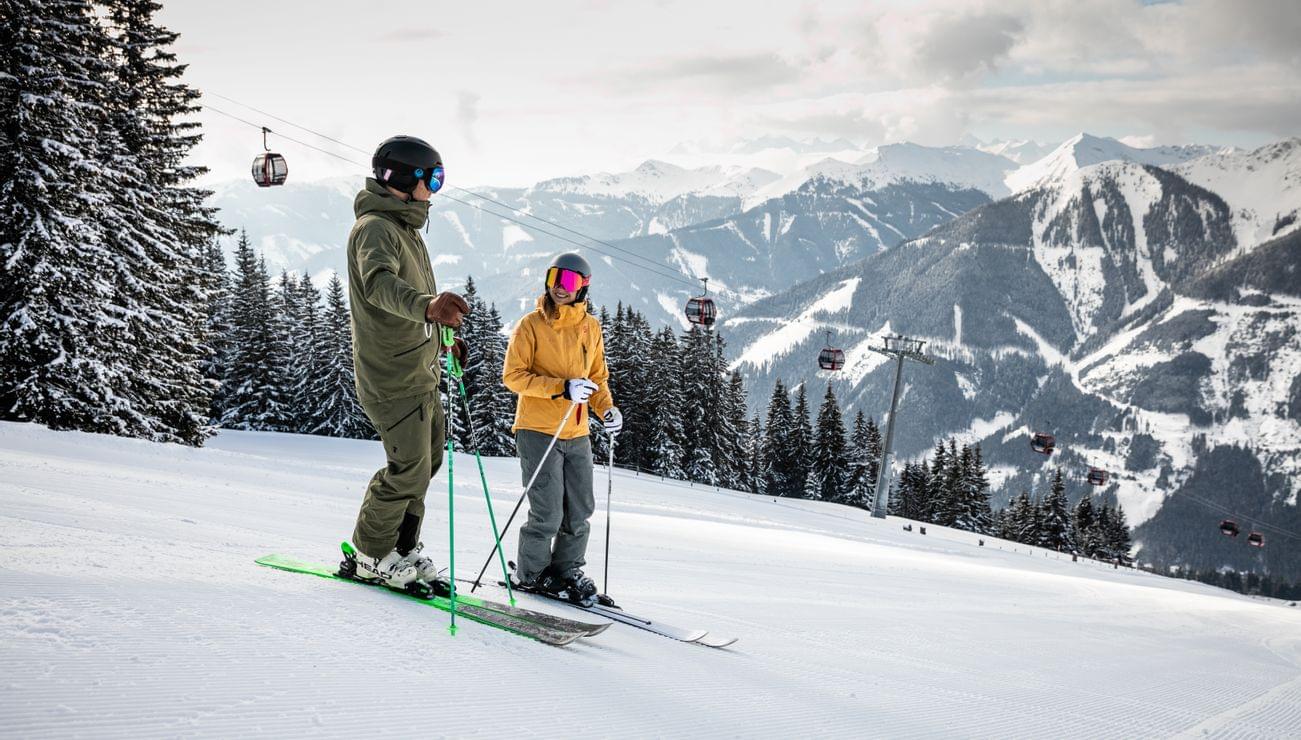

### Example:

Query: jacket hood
xmin=354 ymin=177 xmax=430 ymax=229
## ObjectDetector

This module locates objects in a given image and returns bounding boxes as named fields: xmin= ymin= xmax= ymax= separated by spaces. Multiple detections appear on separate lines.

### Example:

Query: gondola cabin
xmin=685 ymin=277 xmax=717 ymax=326
xmin=1219 ymin=519 xmax=1240 ymax=537
xmin=818 ymin=346 xmax=846 ymax=371
xmin=1247 ymin=532 xmax=1265 ymax=547
xmin=1086 ymin=467 xmax=1108 ymax=486
xmin=1030 ymin=432 xmax=1055 ymax=455
xmin=685 ymin=296 xmax=716 ymax=326
xmin=252 ymin=152 xmax=288 ymax=187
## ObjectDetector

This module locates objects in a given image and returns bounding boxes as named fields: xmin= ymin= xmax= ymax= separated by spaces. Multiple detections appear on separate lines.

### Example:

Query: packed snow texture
xmin=3 ymin=424 xmax=1300 ymax=738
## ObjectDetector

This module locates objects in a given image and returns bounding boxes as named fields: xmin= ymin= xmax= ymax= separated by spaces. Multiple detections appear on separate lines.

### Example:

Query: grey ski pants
xmin=514 ymin=429 xmax=595 ymax=582
xmin=352 ymin=391 xmax=445 ymax=559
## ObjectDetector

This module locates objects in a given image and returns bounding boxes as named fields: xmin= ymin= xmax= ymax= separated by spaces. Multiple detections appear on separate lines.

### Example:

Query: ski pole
xmin=603 ymin=431 xmax=616 ymax=596
xmin=450 ymin=369 xmax=515 ymax=605
xmin=441 ymin=326 xmax=462 ymax=636
xmin=470 ymin=399 xmax=579 ymax=593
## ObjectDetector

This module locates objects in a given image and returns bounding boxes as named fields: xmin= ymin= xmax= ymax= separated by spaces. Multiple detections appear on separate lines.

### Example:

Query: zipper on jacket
xmin=393 ymin=338 xmax=431 ymax=357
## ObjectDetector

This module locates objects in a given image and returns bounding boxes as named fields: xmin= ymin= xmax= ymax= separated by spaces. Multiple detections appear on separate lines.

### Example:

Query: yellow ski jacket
xmin=503 ymin=297 xmax=613 ymax=439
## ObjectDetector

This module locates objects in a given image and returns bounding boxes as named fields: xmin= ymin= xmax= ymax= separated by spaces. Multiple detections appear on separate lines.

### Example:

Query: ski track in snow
xmin=2 ymin=423 xmax=1300 ymax=738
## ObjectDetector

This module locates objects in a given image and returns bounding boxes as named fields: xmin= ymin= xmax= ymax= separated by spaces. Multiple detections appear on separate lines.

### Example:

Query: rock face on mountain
xmin=725 ymin=159 xmax=1301 ymax=579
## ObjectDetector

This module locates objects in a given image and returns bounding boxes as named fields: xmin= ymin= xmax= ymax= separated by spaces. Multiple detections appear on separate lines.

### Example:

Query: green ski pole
xmin=450 ymin=370 xmax=515 ymax=605
xmin=441 ymin=325 xmax=462 ymax=636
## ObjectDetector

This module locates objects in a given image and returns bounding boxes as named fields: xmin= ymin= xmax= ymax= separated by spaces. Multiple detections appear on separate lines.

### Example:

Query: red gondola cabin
xmin=1030 ymin=432 xmax=1055 ymax=455
xmin=1219 ymin=519 xmax=1240 ymax=537
xmin=1086 ymin=467 xmax=1108 ymax=486
xmin=818 ymin=346 xmax=846 ymax=371
xmin=252 ymin=152 xmax=288 ymax=187
xmin=1247 ymin=532 xmax=1265 ymax=547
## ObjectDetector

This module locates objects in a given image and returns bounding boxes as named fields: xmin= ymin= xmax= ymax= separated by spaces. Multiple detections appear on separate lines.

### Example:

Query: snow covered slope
xmin=1175 ymin=138 xmax=1301 ymax=249
xmin=2 ymin=423 xmax=1300 ymax=737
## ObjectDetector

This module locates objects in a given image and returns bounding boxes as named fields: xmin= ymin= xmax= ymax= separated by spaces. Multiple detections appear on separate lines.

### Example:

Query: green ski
xmin=256 ymin=553 xmax=599 ymax=646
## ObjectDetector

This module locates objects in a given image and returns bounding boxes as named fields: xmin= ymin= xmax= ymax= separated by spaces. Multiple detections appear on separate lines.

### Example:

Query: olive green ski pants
xmin=352 ymin=390 xmax=445 ymax=559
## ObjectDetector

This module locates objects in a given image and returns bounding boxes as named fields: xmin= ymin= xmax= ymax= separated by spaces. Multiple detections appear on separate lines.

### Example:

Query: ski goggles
xmin=412 ymin=165 xmax=445 ymax=193
xmin=545 ymin=266 xmax=590 ymax=294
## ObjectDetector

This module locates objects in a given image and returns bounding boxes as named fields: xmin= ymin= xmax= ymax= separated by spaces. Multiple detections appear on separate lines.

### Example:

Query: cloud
xmin=910 ymin=12 xmax=1025 ymax=85
xmin=373 ymin=28 xmax=444 ymax=43
xmin=621 ymin=52 xmax=803 ymax=92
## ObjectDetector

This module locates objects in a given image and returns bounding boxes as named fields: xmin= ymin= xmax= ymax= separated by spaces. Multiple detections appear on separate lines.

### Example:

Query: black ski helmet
xmin=546 ymin=252 xmax=592 ymax=302
xmin=372 ymin=135 xmax=443 ymax=195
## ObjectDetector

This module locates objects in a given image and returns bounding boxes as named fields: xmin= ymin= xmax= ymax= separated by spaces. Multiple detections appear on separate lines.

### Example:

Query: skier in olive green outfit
xmin=345 ymin=135 xmax=470 ymax=588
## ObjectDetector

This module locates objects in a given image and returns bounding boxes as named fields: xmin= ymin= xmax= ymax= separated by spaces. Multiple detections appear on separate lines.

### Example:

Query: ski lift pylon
xmin=251 ymin=126 xmax=288 ymax=187
xmin=818 ymin=330 xmax=845 ymax=371
xmin=685 ymin=277 xmax=716 ymax=327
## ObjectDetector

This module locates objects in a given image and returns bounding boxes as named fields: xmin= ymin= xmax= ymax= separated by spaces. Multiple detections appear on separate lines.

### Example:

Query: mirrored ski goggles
xmin=412 ymin=165 xmax=445 ymax=193
xmin=546 ymin=267 xmax=590 ymax=293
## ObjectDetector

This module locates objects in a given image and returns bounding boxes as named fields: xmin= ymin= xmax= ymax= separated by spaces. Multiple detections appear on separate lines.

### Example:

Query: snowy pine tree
xmin=762 ymin=379 xmax=795 ymax=495
xmin=643 ymin=326 xmax=684 ymax=478
xmin=742 ymin=415 xmax=763 ymax=494
xmin=471 ymin=303 xmax=516 ymax=456
xmin=1 ymin=0 xmax=148 ymax=437
xmin=200 ymin=240 xmax=232 ymax=420
xmin=294 ymin=272 xmax=329 ymax=433
xmin=719 ymin=370 xmax=751 ymax=490
xmin=1072 ymin=495 xmax=1098 ymax=556
xmin=1040 ymin=469 xmax=1073 ymax=551
xmin=811 ymin=384 xmax=847 ymax=502
xmin=104 ymin=0 xmax=220 ymax=445
xmin=309 ymin=274 xmax=370 ymax=439
xmin=789 ymin=385 xmax=814 ymax=498
xmin=220 ymin=234 xmax=285 ymax=430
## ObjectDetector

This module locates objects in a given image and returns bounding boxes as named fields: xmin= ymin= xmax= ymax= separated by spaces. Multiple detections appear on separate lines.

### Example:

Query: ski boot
xmin=556 ymin=567 xmax=599 ymax=607
xmin=338 ymin=542 xmax=431 ymax=597
xmin=398 ymin=543 xmax=451 ymax=596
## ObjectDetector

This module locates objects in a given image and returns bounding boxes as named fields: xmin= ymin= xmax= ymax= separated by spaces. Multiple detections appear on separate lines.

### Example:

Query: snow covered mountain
xmin=744 ymin=143 xmax=1018 ymax=209
xmin=528 ymin=159 xmax=779 ymax=203
xmin=724 ymin=156 xmax=1301 ymax=580
xmin=974 ymin=137 xmax=1055 ymax=165
xmin=1175 ymin=138 xmax=1301 ymax=249
xmin=4 ymin=423 xmax=1300 ymax=736
xmin=210 ymin=159 xmax=994 ymax=325
xmin=1005 ymin=133 xmax=1227 ymax=194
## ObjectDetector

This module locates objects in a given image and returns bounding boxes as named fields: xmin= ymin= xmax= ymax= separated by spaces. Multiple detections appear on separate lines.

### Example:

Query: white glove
xmin=602 ymin=407 xmax=623 ymax=435
xmin=564 ymin=378 xmax=598 ymax=403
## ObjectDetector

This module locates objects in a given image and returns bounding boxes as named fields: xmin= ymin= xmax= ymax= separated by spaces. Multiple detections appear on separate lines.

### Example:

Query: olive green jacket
xmin=347 ymin=178 xmax=441 ymax=405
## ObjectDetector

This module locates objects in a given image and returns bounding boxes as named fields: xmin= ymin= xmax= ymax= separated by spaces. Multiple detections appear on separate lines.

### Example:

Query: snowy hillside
xmin=3 ymin=423 xmax=1300 ymax=737
xmin=1175 ymin=138 xmax=1301 ymax=249
xmin=724 ymin=158 xmax=1301 ymax=579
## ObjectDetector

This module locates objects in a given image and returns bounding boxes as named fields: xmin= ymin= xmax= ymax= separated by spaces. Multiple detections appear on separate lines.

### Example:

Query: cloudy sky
xmin=165 ymin=0 xmax=1301 ymax=187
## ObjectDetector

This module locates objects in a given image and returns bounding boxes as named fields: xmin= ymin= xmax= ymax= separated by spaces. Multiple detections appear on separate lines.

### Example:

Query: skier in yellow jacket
xmin=503 ymin=252 xmax=622 ymax=603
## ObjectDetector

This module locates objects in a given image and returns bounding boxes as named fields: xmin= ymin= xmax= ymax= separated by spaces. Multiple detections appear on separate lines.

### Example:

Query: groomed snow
xmin=3 ymin=424 xmax=1301 ymax=738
